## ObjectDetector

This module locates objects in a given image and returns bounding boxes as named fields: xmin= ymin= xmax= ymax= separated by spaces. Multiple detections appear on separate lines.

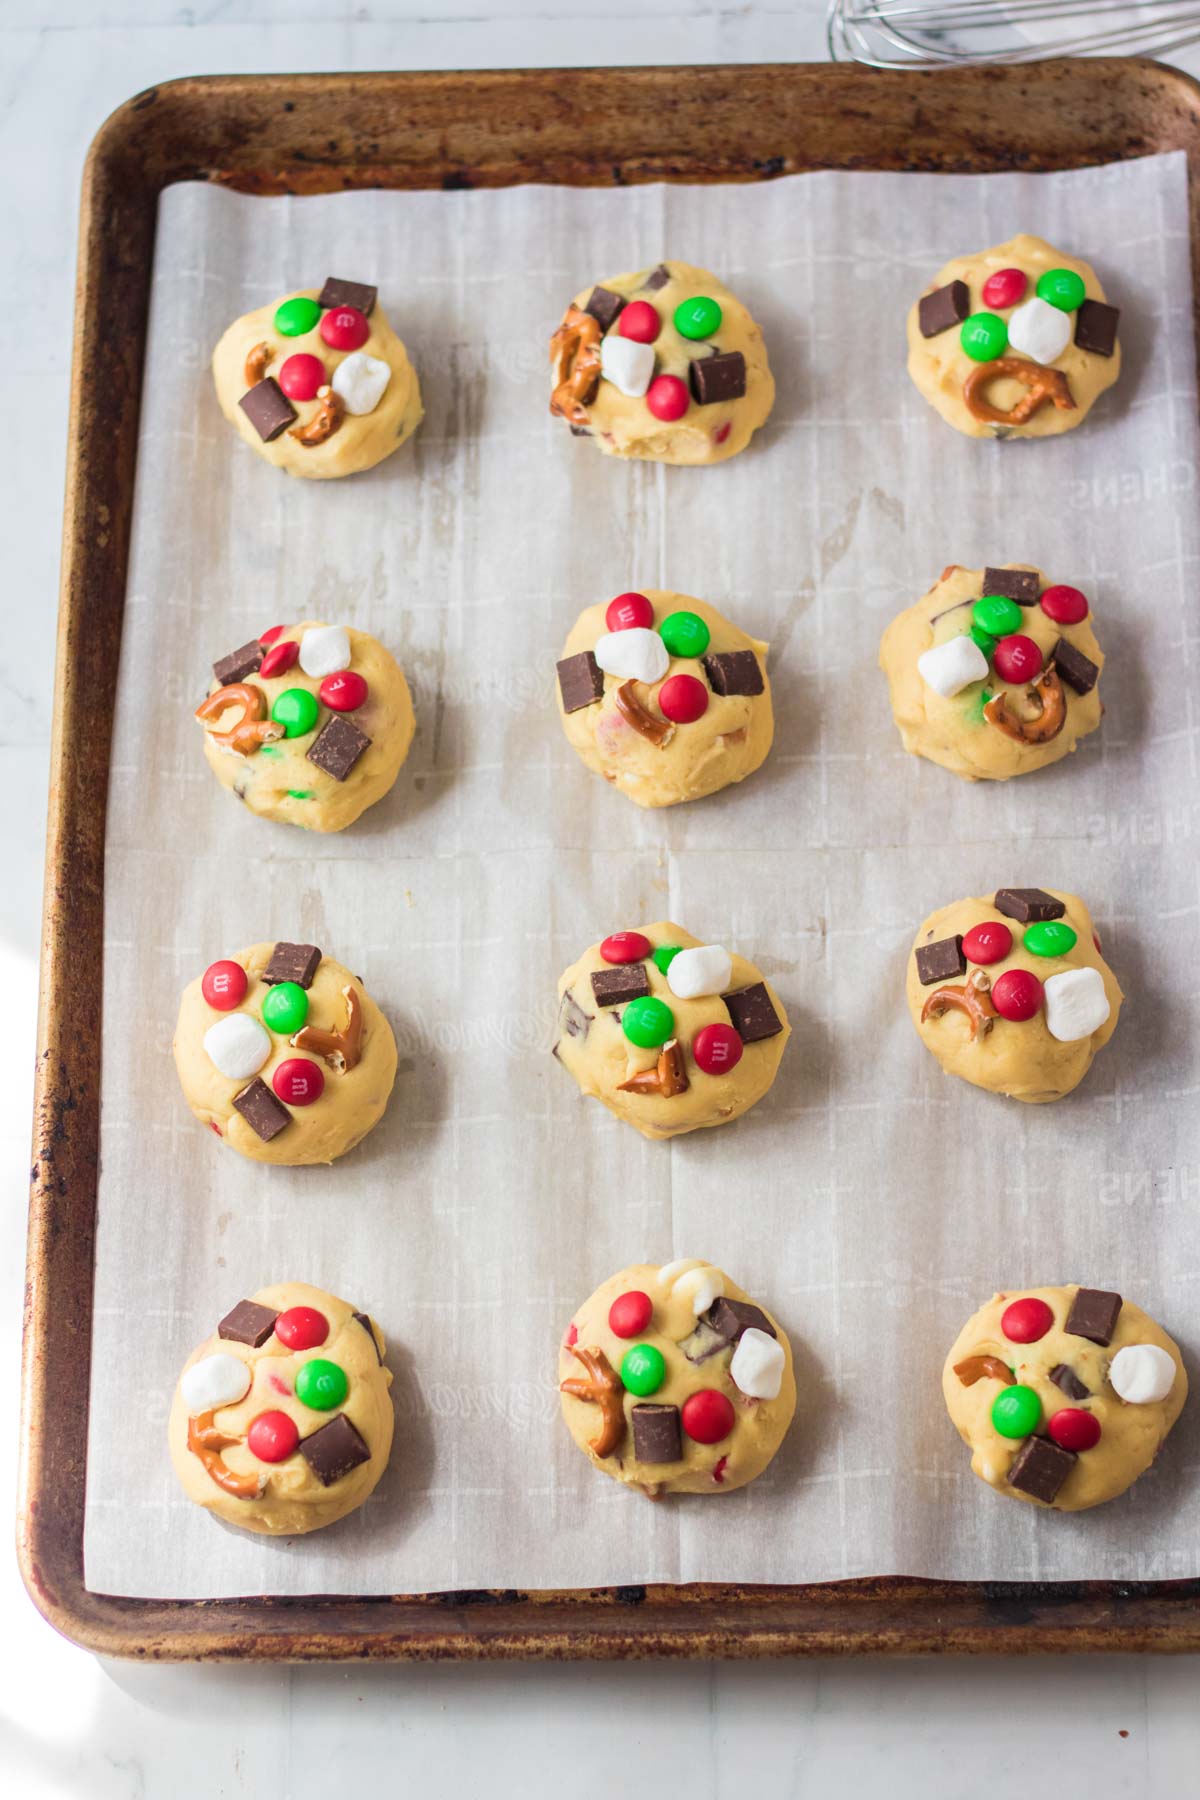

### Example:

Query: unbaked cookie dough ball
xmin=212 ymin=276 xmax=422 ymax=478
xmin=169 ymin=1281 xmax=394 ymax=1534
xmin=174 ymin=941 xmax=397 ymax=1164
xmin=943 ymin=1286 xmax=1186 ymax=1512
xmin=907 ymin=234 xmax=1120 ymax=439
xmin=907 ymin=888 xmax=1121 ymax=1104
xmin=549 ymin=260 xmax=774 ymax=464
xmin=879 ymin=562 xmax=1103 ymax=781
xmin=197 ymin=621 xmax=415 ymax=832
xmin=556 ymin=589 xmax=773 ymax=807
xmin=553 ymin=922 xmax=789 ymax=1139
xmin=559 ymin=1259 xmax=796 ymax=1497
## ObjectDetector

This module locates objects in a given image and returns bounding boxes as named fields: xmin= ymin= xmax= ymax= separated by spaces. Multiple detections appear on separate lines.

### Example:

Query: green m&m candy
xmin=1036 ymin=268 xmax=1086 ymax=313
xmin=621 ymin=1343 xmax=666 ymax=1396
xmin=274 ymin=295 xmax=322 ymax=337
xmin=652 ymin=945 xmax=682 ymax=976
xmin=659 ymin=611 xmax=711 ymax=660
xmin=622 ymin=995 xmax=675 ymax=1049
xmin=1023 ymin=921 xmax=1078 ymax=958
xmin=960 ymin=312 xmax=1008 ymax=362
xmin=969 ymin=625 xmax=997 ymax=658
xmin=674 ymin=295 xmax=722 ymax=341
xmin=262 ymin=980 xmax=309 ymax=1034
xmin=991 ymin=1384 xmax=1042 ymax=1439
xmin=271 ymin=687 xmax=319 ymax=738
xmin=295 ymin=1358 xmax=349 ymax=1412
xmin=973 ymin=595 xmax=1022 ymax=638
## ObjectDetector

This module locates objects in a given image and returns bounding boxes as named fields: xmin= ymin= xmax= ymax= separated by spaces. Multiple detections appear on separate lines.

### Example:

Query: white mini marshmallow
xmin=600 ymin=332 xmax=655 ymax=398
xmin=917 ymin=635 xmax=990 ymax=699
xmin=730 ymin=1327 xmax=785 ymax=1401
xmin=593 ymin=627 xmax=669 ymax=685
xmin=331 ymin=350 xmax=391 ymax=416
xmin=181 ymin=1352 xmax=252 ymax=1414
xmin=1007 ymin=295 xmax=1071 ymax=366
xmin=1044 ymin=966 xmax=1111 ymax=1043
xmin=657 ymin=1259 xmax=725 ymax=1316
xmin=1110 ymin=1343 xmax=1176 ymax=1405
xmin=203 ymin=1012 xmax=272 ymax=1081
xmin=299 ymin=624 xmax=351 ymax=678
xmin=667 ymin=944 xmax=734 ymax=1000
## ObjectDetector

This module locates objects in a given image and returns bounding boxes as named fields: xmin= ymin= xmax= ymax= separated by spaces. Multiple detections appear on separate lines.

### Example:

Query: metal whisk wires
xmin=828 ymin=0 xmax=1200 ymax=66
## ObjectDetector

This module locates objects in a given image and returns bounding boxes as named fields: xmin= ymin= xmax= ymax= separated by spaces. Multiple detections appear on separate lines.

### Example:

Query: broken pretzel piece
xmin=963 ymin=356 xmax=1076 ymax=428
xmin=921 ymin=968 xmax=999 ymax=1041
xmin=617 ymin=1039 xmax=689 ymax=1099
xmin=244 ymin=341 xmax=273 ymax=386
xmin=195 ymin=682 xmax=285 ymax=758
xmin=289 ymin=384 xmax=344 ymax=447
xmin=549 ymin=304 xmax=602 ymax=424
xmin=984 ymin=665 xmax=1067 ymax=745
xmin=954 ymin=1354 xmax=1012 ymax=1388
xmin=292 ymin=983 xmax=364 ymax=1073
xmin=187 ymin=1409 xmax=263 ymax=1501
xmin=560 ymin=1345 xmax=626 ymax=1458
xmin=615 ymin=680 xmax=675 ymax=748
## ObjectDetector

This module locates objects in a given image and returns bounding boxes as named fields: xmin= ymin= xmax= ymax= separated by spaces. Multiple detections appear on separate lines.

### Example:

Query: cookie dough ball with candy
xmin=907 ymin=888 xmax=1121 ymax=1104
xmin=559 ymin=1259 xmax=796 ymax=1497
xmin=556 ymin=589 xmax=773 ymax=807
xmin=197 ymin=621 xmax=415 ymax=832
xmin=174 ymin=940 xmax=397 ymax=1164
xmin=553 ymin=922 xmax=789 ymax=1139
xmin=907 ymin=234 xmax=1120 ymax=439
xmin=212 ymin=276 xmax=423 ymax=477
xmin=943 ymin=1285 xmax=1186 ymax=1512
xmin=879 ymin=563 xmax=1103 ymax=781
xmin=549 ymin=261 xmax=774 ymax=465
xmin=169 ymin=1282 xmax=394 ymax=1535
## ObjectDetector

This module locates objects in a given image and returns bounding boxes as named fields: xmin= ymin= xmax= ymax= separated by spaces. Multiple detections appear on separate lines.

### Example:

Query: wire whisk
xmin=828 ymin=0 xmax=1200 ymax=65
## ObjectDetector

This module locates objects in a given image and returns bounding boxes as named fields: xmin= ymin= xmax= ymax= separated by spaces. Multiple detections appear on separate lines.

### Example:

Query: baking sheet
xmin=85 ymin=154 xmax=1200 ymax=1598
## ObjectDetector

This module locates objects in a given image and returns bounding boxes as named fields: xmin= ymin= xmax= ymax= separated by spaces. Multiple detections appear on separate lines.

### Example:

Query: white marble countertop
xmin=4 ymin=6 xmax=1199 ymax=1794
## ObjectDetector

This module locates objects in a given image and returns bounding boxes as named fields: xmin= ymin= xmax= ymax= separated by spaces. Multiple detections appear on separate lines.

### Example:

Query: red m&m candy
xmin=1040 ymin=584 xmax=1089 ymax=625
xmin=606 ymin=592 xmax=654 ymax=632
xmin=202 ymin=960 xmax=247 ymax=1011
xmin=692 ymin=1023 xmax=743 ymax=1075
xmin=1049 ymin=1408 xmax=1102 ymax=1452
xmin=618 ymin=300 xmax=661 ymax=344
xmin=320 ymin=670 xmax=368 ymax=712
xmin=646 ymin=375 xmax=689 ymax=422
xmin=272 ymin=1058 xmax=325 ymax=1106
xmin=963 ymin=921 xmax=1013 ymax=965
xmin=609 ymin=1290 xmax=653 ymax=1338
xmin=259 ymin=625 xmax=285 ymax=647
xmin=277 ymin=353 xmax=326 ymax=401
xmin=682 ymin=1389 xmax=735 ymax=1444
xmin=992 ymin=635 xmax=1043 ymax=685
xmin=247 ymin=1410 xmax=299 ymax=1463
xmin=1001 ymin=1296 xmax=1054 ymax=1343
xmin=658 ymin=674 xmax=709 ymax=723
xmin=319 ymin=306 xmax=370 ymax=351
xmin=981 ymin=268 xmax=1028 ymax=310
xmin=991 ymin=968 xmax=1044 ymax=1022
xmin=600 ymin=931 xmax=652 ymax=965
xmin=259 ymin=638 xmax=300 ymax=679
xmin=275 ymin=1305 xmax=330 ymax=1351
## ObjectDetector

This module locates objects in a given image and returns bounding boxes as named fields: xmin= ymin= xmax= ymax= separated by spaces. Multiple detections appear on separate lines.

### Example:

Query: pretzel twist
xmin=921 ymin=968 xmax=999 ymax=1041
xmin=289 ymin=384 xmax=344 ymax=446
xmin=614 ymin=679 xmax=675 ymax=748
xmin=292 ymin=983 xmax=364 ymax=1073
xmin=983 ymin=665 xmax=1067 ymax=745
xmin=560 ymin=1345 xmax=625 ymax=1458
xmin=195 ymin=683 xmax=285 ymax=757
xmin=244 ymin=341 xmax=273 ymax=386
xmin=187 ymin=1409 xmax=264 ymax=1500
xmin=963 ymin=356 xmax=1076 ymax=427
xmin=954 ymin=1354 xmax=1013 ymax=1388
xmin=617 ymin=1040 xmax=689 ymax=1098
xmin=549 ymin=305 xmax=602 ymax=424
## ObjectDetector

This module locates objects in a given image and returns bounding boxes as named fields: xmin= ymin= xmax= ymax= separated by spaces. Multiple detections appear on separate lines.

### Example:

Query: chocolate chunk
xmin=918 ymin=279 xmax=969 ymax=339
xmin=264 ymin=942 xmax=323 ymax=988
xmin=556 ymin=990 xmax=592 ymax=1043
xmin=1065 ymin=1287 xmax=1123 ymax=1346
xmin=318 ymin=276 xmax=377 ymax=316
xmin=232 ymin=1077 xmax=292 ymax=1143
xmin=702 ymin=650 xmax=763 ymax=697
xmin=218 ymin=1298 xmax=279 ymax=1347
xmin=353 ymin=1311 xmax=385 ymax=1364
xmin=1008 ymin=1435 xmax=1076 ymax=1505
xmin=584 ymin=286 xmax=626 ymax=332
xmin=723 ymin=982 xmax=783 ymax=1043
xmin=689 ymin=350 xmax=746 ymax=406
xmin=307 ymin=713 xmax=371 ymax=782
xmin=557 ymin=650 xmax=605 ymax=714
xmin=1052 ymin=637 xmax=1100 ymax=696
xmin=591 ymin=964 xmax=650 ymax=1008
xmin=641 ymin=264 xmax=671 ymax=292
xmin=213 ymin=639 xmax=264 ymax=686
xmin=704 ymin=1296 xmax=777 ymax=1345
xmin=982 ymin=567 xmax=1040 ymax=606
xmin=1050 ymin=1363 xmax=1090 ymax=1401
xmin=239 ymin=377 xmax=297 ymax=442
xmin=993 ymin=888 xmax=1066 ymax=924
xmin=1075 ymin=299 xmax=1119 ymax=358
xmin=915 ymin=934 xmax=966 ymax=986
xmin=631 ymin=1402 xmax=682 ymax=1463
xmin=570 ymin=424 xmax=592 ymax=437
xmin=300 ymin=1413 xmax=372 ymax=1486
xmin=680 ymin=1319 xmax=730 ymax=1364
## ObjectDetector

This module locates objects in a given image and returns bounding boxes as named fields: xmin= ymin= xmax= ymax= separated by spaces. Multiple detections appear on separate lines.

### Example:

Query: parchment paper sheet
xmin=85 ymin=155 xmax=1200 ymax=1598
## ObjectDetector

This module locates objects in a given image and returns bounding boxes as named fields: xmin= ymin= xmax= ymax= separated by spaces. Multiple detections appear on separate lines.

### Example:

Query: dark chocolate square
xmin=918 ymin=279 xmax=969 ymax=339
xmin=1065 ymin=1287 xmax=1123 ymax=1346
xmin=318 ymin=276 xmax=377 ymax=316
xmin=263 ymin=942 xmax=323 ymax=988
xmin=584 ymin=286 xmax=626 ymax=332
xmin=300 ymin=1413 xmax=372 ymax=1486
xmin=689 ymin=350 xmax=746 ymax=406
xmin=239 ymin=377 xmax=297 ymax=442
xmin=982 ymin=567 xmax=1040 ymax=606
xmin=641 ymin=264 xmax=671 ymax=292
xmin=217 ymin=1298 xmax=279 ymax=1347
xmin=353 ymin=1311 xmax=385 ymax=1364
xmin=557 ymin=651 xmax=605 ymax=714
xmin=631 ymin=1403 xmax=682 ymax=1463
xmin=555 ymin=990 xmax=592 ymax=1044
xmin=1008 ymin=1435 xmax=1076 ymax=1505
xmin=307 ymin=714 xmax=371 ymax=782
xmin=993 ymin=889 xmax=1066 ymax=924
xmin=232 ymin=1078 xmax=292 ymax=1143
xmin=590 ymin=965 xmax=650 ymax=1008
xmin=213 ymin=639 xmax=264 ymax=686
xmin=1049 ymin=1363 xmax=1090 ymax=1401
xmin=703 ymin=1296 xmax=777 ymax=1345
xmin=723 ymin=981 xmax=783 ymax=1043
xmin=702 ymin=650 xmax=763 ymax=697
xmin=1052 ymin=638 xmax=1100 ymax=696
xmin=1075 ymin=298 xmax=1119 ymax=358
xmin=915 ymin=934 xmax=966 ymax=987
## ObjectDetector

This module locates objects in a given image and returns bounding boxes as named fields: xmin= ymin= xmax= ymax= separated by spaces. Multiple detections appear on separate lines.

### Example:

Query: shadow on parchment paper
xmin=1092 ymin=604 xmax=1148 ymax=765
